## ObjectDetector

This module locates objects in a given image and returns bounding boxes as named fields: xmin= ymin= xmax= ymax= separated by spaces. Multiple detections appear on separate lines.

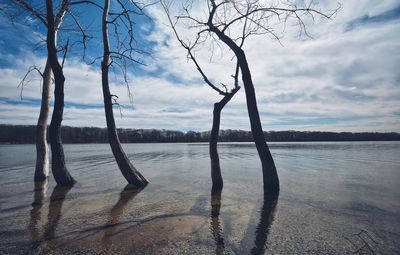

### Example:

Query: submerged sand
xmin=0 ymin=142 xmax=399 ymax=254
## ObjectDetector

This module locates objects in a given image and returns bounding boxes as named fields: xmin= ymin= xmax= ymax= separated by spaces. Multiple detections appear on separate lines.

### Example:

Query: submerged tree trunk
xmin=210 ymin=88 xmax=239 ymax=189
xmin=101 ymin=0 xmax=148 ymax=188
xmin=34 ymin=60 xmax=51 ymax=182
xmin=46 ymin=0 xmax=75 ymax=186
xmin=210 ymin=27 xmax=279 ymax=195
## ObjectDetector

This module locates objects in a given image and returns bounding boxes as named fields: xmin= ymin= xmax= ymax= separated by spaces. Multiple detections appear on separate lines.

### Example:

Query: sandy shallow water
xmin=0 ymin=142 xmax=399 ymax=254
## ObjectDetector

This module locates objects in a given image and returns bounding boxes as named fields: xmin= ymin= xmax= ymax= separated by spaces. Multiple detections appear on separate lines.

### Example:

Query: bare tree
xmin=43 ymin=0 xmax=97 ymax=185
xmin=162 ymin=1 xmax=240 ymax=189
xmin=166 ymin=0 xmax=339 ymax=195
xmin=8 ymin=0 xmax=69 ymax=182
xmin=101 ymin=0 xmax=148 ymax=188
xmin=9 ymin=0 xmax=148 ymax=186
xmin=45 ymin=0 xmax=76 ymax=185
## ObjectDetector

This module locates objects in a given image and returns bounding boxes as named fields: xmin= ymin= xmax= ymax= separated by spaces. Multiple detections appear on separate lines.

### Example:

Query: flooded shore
xmin=0 ymin=142 xmax=399 ymax=254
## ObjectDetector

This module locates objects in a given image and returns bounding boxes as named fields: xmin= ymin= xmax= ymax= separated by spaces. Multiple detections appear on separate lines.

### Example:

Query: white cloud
xmin=0 ymin=0 xmax=399 ymax=132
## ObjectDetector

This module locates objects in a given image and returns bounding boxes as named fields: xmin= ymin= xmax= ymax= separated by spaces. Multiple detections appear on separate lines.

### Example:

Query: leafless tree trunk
xmin=9 ymin=0 xmax=67 ymax=182
xmin=35 ymin=4 xmax=66 ymax=182
xmin=210 ymin=89 xmax=239 ymax=189
xmin=34 ymin=60 xmax=51 ymax=181
xmin=101 ymin=0 xmax=148 ymax=188
xmin=162 ymin=2 xmax=241 ymax=188
xmin=236 ymin=50 xmax=279 ymax=193
xmin=46 ymin=0 xmax=75 ymax=186
xmin=172 ymin=0 xmax=338 ymax=194
xmin=207 ymin=15 xmax=279 ymax=195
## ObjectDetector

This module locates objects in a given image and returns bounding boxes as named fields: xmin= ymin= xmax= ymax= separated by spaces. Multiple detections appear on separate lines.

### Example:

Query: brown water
xmin=0 ymin=142 xmax=399 ymax=254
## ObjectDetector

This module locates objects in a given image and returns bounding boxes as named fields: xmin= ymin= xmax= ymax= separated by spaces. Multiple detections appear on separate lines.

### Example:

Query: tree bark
xmin=34 ymin=60 xmax=51 ymax=182
xmin=210 ymin=103 xmax=223 ymax=189
xmin=101 ymin=0 xmax=148 ymax=188
xmin=210 ymin=27 xmax=279 ymax=195
xmin=236 ymin=50 xmax=279 ymax=194
xmin=46 ymin=0 xmax=75 ymax=186
xmin=210 ymin=88 xmax=239 ymax=189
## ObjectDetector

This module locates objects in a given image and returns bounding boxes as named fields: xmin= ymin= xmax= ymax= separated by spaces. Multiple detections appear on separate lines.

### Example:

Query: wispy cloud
xmin=346 ymin=5 xmax=400 ymax=30
xmin=0 ymin=0 xmax=399 ymax=132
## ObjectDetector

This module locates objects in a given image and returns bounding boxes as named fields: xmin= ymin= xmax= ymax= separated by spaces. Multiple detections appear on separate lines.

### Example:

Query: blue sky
xmin=0 ymin=0 xmax=399 ymax=132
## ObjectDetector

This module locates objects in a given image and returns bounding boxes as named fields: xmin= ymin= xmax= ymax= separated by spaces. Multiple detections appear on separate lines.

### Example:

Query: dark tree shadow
xmin=42 ymin=185 xmax=72 ymax=241
xmin=210 ymin=185 xmax=225 ymax=255
xmin=250 ymin=192 xmax=279 ymax=255
xmin=29 ymin=180 xmax=48 ymax=248
xmin=102 ymin=184 xmax=143 ymax=248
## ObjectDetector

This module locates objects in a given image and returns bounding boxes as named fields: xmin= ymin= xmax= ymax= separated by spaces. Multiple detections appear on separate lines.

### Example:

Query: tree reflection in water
xmin=209 ymin=153 xmax=279 ymax=255
xmin=250 ymin=192 xmax=278 ymax=255
xmin=210 ymin=186 xmax=224 ymax=255
xmin=29 ymin=180 xmax=48 ymax=248
xmin=43 ymin=185 xmax=72 ymax=240
xmin=102 ymin=184 xmax=143 ymax=248
xmin=28 ymin=182 xmax=72 ymax=251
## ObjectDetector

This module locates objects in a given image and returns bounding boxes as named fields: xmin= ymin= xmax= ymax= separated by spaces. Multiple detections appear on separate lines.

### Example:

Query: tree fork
xmin=210 ymin=87 xmax=239 ymax=189
xmin=210 ymin=26 xmax=279 ymax=195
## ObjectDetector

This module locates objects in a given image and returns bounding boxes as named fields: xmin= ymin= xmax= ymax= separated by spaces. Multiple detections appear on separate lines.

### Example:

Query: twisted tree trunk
xmin=34 ymin=60 xmax=51 ymax=182
xmin=101 ymin=0 xmax=148 ymax=188
xmin=210 ymin=26 xmax=279 ymax=195
xmin=210 ymin=88 xmax=239 ymax=189
xmin=46 ymin=0 xmax=75 ymax=186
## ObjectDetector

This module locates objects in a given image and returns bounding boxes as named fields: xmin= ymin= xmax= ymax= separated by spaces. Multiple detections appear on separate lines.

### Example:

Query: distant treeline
xmin=0 ymin=124 xmax=399 ymax=144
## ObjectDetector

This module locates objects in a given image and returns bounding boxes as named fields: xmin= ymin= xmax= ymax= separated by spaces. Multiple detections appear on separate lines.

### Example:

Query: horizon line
xmin=1 ymin=123 xmax=399 ymax=134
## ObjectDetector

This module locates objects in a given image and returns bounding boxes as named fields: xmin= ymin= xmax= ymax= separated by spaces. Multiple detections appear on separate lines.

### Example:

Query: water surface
xmin=0 ymin=142 xmax=399 ymax=254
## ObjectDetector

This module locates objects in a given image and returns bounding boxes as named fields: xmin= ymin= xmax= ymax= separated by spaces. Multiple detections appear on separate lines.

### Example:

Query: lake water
xmin=0 ymin=142 xmax=399 ymax=254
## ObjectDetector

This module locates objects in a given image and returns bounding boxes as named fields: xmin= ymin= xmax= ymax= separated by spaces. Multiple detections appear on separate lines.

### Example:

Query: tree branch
xmin=162 ymin=0 xmax=235 ymax=96
xmin=17 ymin=65 xmax=44 ymax=100
xmin=11 ymin=0 xmax=47 ymax=27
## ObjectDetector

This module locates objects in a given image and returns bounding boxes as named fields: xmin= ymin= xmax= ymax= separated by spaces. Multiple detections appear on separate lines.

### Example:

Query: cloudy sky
xmin=0 ymin=0 xmax=399 ymax=132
